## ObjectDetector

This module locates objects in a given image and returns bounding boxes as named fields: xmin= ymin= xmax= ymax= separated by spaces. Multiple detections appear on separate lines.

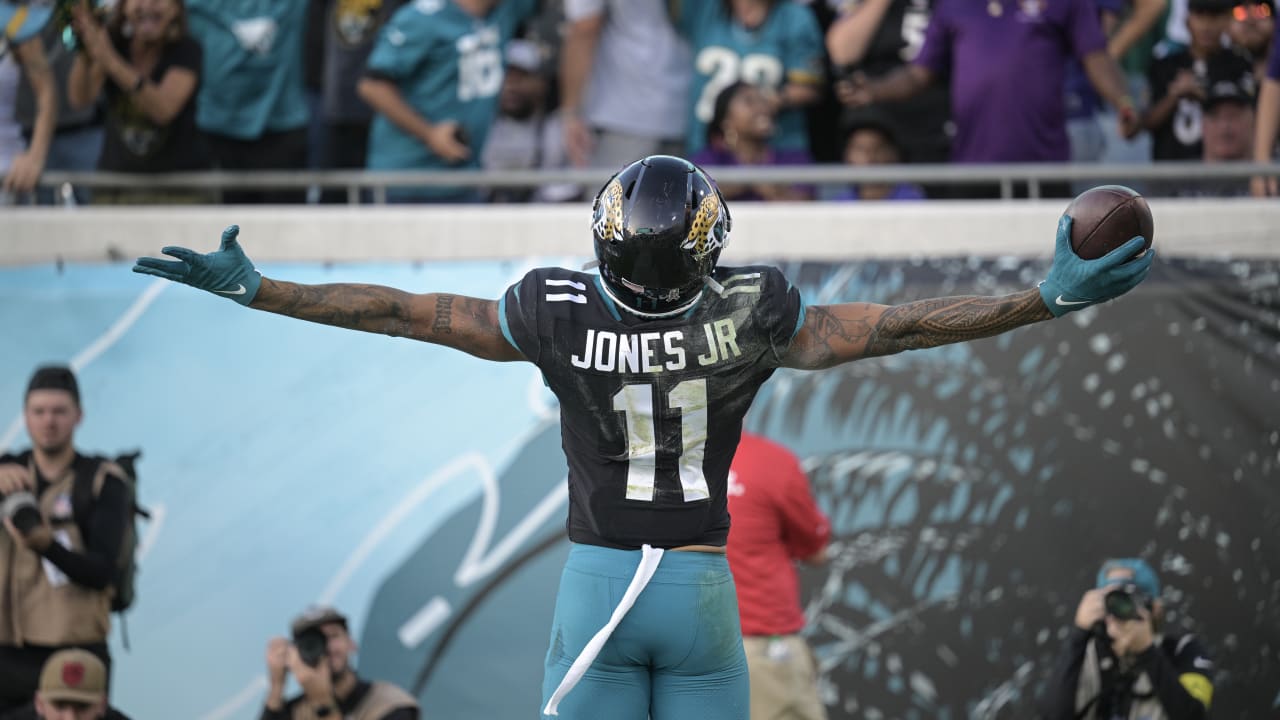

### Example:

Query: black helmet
xmin=592 ymin=155 xmax=731 ymax=317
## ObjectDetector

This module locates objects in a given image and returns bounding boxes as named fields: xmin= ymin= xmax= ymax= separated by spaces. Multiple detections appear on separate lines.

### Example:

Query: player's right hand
xmin=1038 ymin=215 xmax=1154 ymax=317
xmin=132 ymin=225 xmax=262 ymax=306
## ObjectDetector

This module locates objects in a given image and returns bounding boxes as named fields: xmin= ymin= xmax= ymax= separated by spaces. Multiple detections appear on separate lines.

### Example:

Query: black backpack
xmin=71 ymin=451 xmax=148 ymax=615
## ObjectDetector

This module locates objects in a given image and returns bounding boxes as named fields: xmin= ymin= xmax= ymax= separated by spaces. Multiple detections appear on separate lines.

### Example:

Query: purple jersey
xmin=1270 ymin=23 xmax=1280 ymax=80
xmin=914 ymin=0 xmax=1107 ymax=162
xmin=690 ymin=146 xmax=814 ymax=201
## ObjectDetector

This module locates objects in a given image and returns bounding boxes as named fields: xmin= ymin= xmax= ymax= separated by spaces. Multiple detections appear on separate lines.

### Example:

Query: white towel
xmin=542 ymin=544 xmax=665 ymax=716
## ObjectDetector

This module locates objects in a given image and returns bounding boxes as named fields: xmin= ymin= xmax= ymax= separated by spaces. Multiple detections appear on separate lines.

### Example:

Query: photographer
xmin=0 ymin=367 xmax=129 ymax=715
xmin=1038 ymin=558 xmax=1215 ymax=720
xmin=262 ymin=607 xmax=418 ymax=720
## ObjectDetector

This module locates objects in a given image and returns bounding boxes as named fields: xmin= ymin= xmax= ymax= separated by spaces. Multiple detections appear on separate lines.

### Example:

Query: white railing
xmin=21 ymin=161 xmax=1280 ymax=203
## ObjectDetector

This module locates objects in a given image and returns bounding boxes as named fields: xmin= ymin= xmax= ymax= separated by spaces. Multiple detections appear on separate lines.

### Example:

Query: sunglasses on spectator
xmin=1234 ymin=2 xmax=1273 ymax=19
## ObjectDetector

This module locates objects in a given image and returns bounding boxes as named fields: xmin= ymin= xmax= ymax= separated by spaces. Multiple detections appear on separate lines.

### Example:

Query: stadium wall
xmin=1 ymin=202 xmax=1276 ymax=719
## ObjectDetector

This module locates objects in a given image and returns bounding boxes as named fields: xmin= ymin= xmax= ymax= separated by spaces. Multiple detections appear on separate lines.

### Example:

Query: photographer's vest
xmin=1075 ymin=636 xmax=1169 ymax=720
xmin=290 ymin=682 xmax=418 ymax=720
xmin=0 ymin=456 xmax=117 ymax=646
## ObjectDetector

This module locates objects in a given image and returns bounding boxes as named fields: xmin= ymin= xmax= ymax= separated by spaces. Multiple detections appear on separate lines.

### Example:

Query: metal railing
xmin=21 ymin=161 xmax=1280 ymax=204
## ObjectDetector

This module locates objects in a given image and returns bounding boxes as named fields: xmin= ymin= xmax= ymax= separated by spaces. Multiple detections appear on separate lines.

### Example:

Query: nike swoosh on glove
xmin=1038 ymin=215 xmax=1154 ymax=318
xmin=132 ymin=225 xmax=262 ymax=306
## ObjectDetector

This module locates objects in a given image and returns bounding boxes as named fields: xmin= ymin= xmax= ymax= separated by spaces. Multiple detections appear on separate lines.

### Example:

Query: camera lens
xmin=1104 ymin=585 xmax=1146 ymax=620
xmin=2 ymin=492 xmax=42 ymax=535
xmin=294 ymin=628 xmax=328 ymax=668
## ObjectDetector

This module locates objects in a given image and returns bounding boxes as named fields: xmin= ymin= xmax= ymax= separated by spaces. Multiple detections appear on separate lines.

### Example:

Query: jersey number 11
xmin=613 ymin=379 xmax=711 ymax=503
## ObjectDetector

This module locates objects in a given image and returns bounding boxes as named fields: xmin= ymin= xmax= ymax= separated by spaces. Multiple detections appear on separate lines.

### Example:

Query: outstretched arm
xmin=783 ymin=290 xmax=1050 ymax=370
xmin=783 ymin=215 xmax=1153 ymax=370
xmin=134 ymin=226 xmax=524 ymax=362
xmin=252 ymin=280 xmax=521 ymax=361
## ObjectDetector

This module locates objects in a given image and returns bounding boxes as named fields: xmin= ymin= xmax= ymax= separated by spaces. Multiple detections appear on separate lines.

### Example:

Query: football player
xmin=134 ymin=155 xmax=1153 ymax=720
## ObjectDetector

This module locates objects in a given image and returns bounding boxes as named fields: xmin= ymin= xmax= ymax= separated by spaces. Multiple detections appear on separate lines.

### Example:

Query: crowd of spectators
xmin=1 ymin=0 xmax=1277 ymax=203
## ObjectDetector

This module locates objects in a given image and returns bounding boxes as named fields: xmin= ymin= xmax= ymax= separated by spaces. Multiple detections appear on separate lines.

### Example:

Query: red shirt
xmin=726 ymin=432 xmax=830 ymax=636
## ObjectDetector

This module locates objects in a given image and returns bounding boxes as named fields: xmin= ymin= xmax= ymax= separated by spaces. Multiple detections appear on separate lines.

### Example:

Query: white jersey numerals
xmin=694 ymin=47 xmax=785 ymax=123
xmin=456 ymin=28 xmax=503 ymax=102
xmin=613 ymin=379 xmax=711 ymax=503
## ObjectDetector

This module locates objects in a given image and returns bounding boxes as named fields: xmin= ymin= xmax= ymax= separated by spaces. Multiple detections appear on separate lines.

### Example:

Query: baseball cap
xmin=1096 ymin=558 xmax=1161 ymax=599
xmin=1203 ymin=50 xmax=1257 ymax=109
xmin=26 ymin=365 xmax=81 ymax=405
xmin=1189 ymin=0 xmax=1236 ymax=11
xmin=39 ymin=649 xmax=106 ymax=705
xmin=290 ymin=605 xmax=348 ymax=639
xmin=505 ymin=39 xmax=544 ymax=74
xmin=0 ymin=1 xmax=54 ymax=45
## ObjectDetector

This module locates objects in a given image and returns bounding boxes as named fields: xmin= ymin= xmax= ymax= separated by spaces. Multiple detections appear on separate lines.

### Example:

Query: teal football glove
xmin=1038 ymin=215 xmax=1154 ymax=318
xmin=132 ymin=225 xmax=261 ymax=306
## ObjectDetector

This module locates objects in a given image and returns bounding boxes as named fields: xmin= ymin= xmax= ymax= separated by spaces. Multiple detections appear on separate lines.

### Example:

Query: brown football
xmin=1064 ymin=185 xmax=1154 ymax=260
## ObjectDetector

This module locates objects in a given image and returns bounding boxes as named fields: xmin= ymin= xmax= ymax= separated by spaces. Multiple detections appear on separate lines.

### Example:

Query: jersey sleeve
xmin=781 ymin=5 xmax=826 ymax=87
xmin=1168 ymin=634 xmax=1215 ymax=708
xmin=365 ymin=3 xmax=434 ymax=81
xmin=912 ymin=0 xmax=952 ymax=76
xmin=499 ymin=269 xmax=544 ymax=362
xmin=763 ymin=267 xmax=806 ymax=366
xmin=564 ymin=0 xmax=606 ymax=22
xmin=668 ymin=0 xmax=713 ymax=41
xmin=1065 ymin=0 xmax=1107 ymax=61
xmin=171 ymin=36 xmax=204 ymax=75
xmin=776 ymin=447 xmax=830 ymax=560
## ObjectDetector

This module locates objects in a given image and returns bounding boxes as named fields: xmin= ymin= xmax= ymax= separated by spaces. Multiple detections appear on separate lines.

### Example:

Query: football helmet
xmin=591 ymin=155 xmax=731 ymax=317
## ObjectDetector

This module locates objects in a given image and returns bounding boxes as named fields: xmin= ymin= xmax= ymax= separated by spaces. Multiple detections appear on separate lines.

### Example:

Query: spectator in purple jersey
xmin=691 ymin=81 xmax=814 ymax=202
xmin=842 ymin=0 xmax=1139 ymax=197
xmin=829 ymin=109 xmax=925 ymax=201
xmin=1250 ymin=19 xmax=1280 ymax=193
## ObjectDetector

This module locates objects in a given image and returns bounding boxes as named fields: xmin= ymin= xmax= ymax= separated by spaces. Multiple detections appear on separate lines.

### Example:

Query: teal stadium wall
xmin=2 ymin=202 xmax=1278 ymax=719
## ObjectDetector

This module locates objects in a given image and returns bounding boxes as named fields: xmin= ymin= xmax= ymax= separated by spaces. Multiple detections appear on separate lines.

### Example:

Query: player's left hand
xmin=1038 ymin=215 xmax=1154 ymax=317
xmin=132 ymin=225 xmax=262 ymax=305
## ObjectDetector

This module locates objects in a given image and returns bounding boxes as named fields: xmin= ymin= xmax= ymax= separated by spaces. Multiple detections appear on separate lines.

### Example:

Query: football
xmin=1064 ymin=185 xmax=1154 ymax=260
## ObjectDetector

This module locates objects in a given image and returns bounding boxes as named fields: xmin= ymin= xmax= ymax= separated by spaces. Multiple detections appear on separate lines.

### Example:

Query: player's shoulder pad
xmin=714 ymin=264 xmax=794 ymax=297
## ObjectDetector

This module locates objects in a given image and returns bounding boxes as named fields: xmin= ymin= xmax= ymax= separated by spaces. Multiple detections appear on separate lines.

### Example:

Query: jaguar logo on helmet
xmin=592 ymin=178 xmax=624 ymax=244
xmin=681 ymin=192 xmax=726 ymax=261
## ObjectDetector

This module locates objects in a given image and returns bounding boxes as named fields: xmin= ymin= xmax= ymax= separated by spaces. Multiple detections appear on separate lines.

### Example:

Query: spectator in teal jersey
xmin=186 ymin=0 xmax=310 ymax=203
xmin=357 ymin=0 xmax=538 ymax=203
xmin=669 ymin=0 xmax=825 ymax=156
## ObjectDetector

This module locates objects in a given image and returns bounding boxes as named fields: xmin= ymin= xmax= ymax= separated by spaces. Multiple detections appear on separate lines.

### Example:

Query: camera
xmin=1 ymin=491 xmax=43 ymax=536
xmin=1104 ymin=583 xmax=1152 ymax=621
xmin=293 ymin=627 xmax=328 ymax=669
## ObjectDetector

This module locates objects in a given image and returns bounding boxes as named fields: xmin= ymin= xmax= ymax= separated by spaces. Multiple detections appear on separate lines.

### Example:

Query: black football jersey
xmin=501 ymin=265 xmax=805 ymax=550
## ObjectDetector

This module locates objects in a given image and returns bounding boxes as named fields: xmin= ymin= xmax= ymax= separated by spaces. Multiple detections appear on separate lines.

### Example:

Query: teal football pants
xmin=541 ymin=543 xmax=749 ymax=719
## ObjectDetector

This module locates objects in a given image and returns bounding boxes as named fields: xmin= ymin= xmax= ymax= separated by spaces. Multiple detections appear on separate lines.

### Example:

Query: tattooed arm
xmin=781 ymin=289 xmax=1053 ymax=370
xmin=251 ymin=279 xmax=523 ymax=362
